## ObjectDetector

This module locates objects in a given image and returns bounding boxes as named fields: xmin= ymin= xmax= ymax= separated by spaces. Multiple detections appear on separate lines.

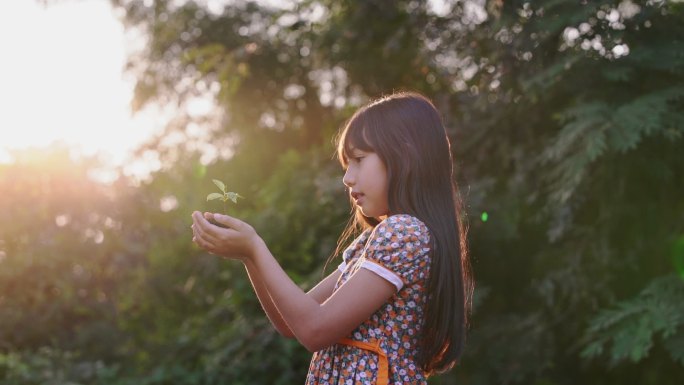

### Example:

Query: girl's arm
xmin=191 ymin=212 xmax=396 ymax=352
xmin=249 ymin=238 xmax=395 ymax=352
xmin=243 ymin=259 xmax=342 ymax=338
xmin=243 ymin=259 xmax=293 ymax=337
xmin=194 ymin=212 xmax=342 ymax=339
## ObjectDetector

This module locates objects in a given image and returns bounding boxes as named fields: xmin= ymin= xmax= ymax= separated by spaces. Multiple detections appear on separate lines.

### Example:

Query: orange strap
xmin=337 ymin=337 xmax=389 ymax=385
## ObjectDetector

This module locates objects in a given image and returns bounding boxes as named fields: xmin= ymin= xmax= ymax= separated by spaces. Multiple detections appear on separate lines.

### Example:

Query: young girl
xmin=191 ymin=91 xmax=472 ymax=384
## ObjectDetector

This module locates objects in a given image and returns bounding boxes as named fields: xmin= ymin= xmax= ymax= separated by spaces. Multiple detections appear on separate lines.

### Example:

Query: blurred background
xmin=1 ymin=0 xmax=683 ymax=384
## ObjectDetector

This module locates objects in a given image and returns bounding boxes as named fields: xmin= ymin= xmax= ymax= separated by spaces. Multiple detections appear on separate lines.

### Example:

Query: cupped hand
xmin=191 ymin=211 xmax=261 ymax=261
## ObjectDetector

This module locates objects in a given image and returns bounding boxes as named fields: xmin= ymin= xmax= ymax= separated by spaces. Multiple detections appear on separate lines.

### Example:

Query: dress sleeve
xmin=338 ymin=229 xmax=371 ymax=273
xmin=359 ymin=215 xmax=431 ymax=291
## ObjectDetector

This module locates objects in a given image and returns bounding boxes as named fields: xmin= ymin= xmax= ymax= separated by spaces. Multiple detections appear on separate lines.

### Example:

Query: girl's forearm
xmin=243 ymin=260 xmax=295 ymax=338
xmin=249 ymin=238 xmax=325 ymax=351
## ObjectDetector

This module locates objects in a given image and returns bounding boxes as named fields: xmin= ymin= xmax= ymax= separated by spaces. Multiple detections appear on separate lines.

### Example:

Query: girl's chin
xmin=358 ymin=207 xmax=372 ymax=218
xmin=359 ymin=207 xmax=384 ymax=219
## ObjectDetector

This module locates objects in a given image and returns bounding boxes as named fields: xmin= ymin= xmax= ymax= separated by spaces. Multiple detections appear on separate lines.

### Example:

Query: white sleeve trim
xmin=337 ymin=261 xmax=347 ymax=273
xmin=360 ymin=260 xmax=404 ymax=291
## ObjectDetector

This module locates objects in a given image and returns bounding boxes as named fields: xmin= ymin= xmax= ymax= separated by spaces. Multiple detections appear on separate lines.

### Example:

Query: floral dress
xmin=306 ymin=214 xmax=432 ymax=385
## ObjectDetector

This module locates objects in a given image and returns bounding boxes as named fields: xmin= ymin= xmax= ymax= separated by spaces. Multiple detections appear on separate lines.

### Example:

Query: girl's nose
xmin=343 ymin=168 xmax=355 ymax=187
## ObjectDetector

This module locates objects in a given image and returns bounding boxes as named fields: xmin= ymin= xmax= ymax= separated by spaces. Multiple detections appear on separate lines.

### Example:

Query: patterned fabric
xmin=306 ymin=214 xmax=432 ymax=385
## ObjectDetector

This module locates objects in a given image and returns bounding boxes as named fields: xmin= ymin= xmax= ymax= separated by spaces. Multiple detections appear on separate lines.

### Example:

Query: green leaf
xmin=226 ymin=192 xmax=244 ymax=204
xmin=663 ymin=332 xmax=684 ymax=365
xmin=610 ymin=86 xmax=684 ymax=152
xmin=206 ymin=193 xmax=224 ymax=201
xmin=212 ymin=179 xmax=226 ymax=193
xmin=581 ymin=275 xmax=684 ymax=366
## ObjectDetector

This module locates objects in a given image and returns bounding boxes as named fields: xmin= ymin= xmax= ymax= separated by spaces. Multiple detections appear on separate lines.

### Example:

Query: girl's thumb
xmin=211 ymin=213 xmax=238 ymax=228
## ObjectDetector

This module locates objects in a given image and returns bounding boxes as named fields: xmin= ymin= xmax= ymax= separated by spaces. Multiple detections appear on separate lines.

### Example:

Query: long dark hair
xmin=333 ymin=91 xmax=472 ymax=375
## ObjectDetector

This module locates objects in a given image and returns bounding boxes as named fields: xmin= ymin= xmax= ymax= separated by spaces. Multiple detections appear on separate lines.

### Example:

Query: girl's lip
xmin=351 ymin=192 xmax=364 ymax=201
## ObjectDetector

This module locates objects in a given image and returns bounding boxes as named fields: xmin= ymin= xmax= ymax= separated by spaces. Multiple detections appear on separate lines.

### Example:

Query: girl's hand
xmin=191 ymin=211 xmax=261 ymax=261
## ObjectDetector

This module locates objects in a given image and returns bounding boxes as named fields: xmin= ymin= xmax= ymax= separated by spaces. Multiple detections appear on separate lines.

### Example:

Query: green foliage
xmin=582 ymin=275 xmax=684 ymax=365
xmin=0 ymin=348 xmax=121 ymax=385
xmin=206 ymin=178 xmax=244 ymax=213
xmin=4 ymin=0 xmax=684 ymax=384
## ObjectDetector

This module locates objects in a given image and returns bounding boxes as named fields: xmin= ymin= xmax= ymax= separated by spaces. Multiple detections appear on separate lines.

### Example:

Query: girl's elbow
xmin=298 ymin=326 xmax=333 ymax=352
xmin=301 ymin=338 xmax=326 ymax=353
xmin=292 ymin=313 xmax=335 ymax=351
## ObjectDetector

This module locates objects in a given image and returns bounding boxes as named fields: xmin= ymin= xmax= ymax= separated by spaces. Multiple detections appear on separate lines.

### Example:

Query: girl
xmin=191 ymin=91 xmax=472 ymax=384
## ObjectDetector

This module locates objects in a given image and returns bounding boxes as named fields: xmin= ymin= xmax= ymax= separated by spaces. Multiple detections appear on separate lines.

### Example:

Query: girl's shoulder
xmin=381 ymin=213 xmax=429 ymax=230
xmin=374 ymin=214 xmax=431 ymax=244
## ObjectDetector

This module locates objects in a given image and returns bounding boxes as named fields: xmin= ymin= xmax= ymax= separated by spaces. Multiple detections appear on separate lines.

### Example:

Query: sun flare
xmin=0 ymin=0 xmax=164 ymax=170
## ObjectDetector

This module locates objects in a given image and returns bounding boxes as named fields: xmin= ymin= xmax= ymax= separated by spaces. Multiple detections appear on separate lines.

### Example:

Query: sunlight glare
xmin=0 ymin=0 xmax=168 ymax=172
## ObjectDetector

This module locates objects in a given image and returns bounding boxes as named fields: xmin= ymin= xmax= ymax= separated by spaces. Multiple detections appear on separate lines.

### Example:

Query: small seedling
xmin=207 ymin=179 xmax=244 ymax=215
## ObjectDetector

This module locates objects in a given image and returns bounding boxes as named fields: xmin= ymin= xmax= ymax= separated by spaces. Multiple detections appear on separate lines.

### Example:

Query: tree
xmin=3 ymin=0 xmax=683 ymax=383
xmin=111 ymin=0 xmax=684 ymax=383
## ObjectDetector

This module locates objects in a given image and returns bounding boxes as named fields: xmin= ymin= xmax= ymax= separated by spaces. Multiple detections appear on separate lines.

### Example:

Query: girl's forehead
xmin=346 ymin=144 xmax=372 ymax=155
xmin=343 ymin=137 xmax=357 ymax=152
xmin=344 ymin=130 xmax=372 ymax=151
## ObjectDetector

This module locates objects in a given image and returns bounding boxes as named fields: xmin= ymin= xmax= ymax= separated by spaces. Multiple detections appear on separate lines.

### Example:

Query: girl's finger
xmin=193 ymin=211 xmax=229 ymax=239
xmin=209 ymin=213 xmax=244 ymax=230
xmin=192 ymin=211 xmax=211 ymax=229
xmin=192 ymin=214 xmax=221 ymax=243
xmin=193 ymin=231 xmax=216 ymax=253
xmin=202 ymin=212 xmax=233 ymax=232
xmin=193 ymin=221 xmax=217 ymax=241
xmin=191 ymin=219 xmax=217 ymax=246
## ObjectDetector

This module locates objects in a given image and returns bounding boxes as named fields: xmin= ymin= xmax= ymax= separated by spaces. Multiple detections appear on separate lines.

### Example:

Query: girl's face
xmin=342 ymin=148 xmax=389 ymax=220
